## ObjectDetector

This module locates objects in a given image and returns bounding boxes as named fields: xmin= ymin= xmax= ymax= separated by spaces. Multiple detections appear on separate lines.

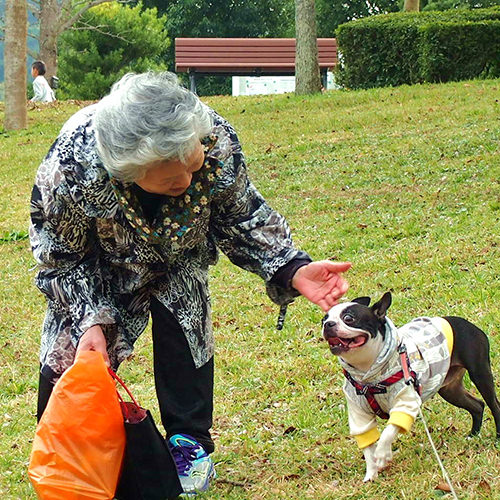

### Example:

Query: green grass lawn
xmin=1 ymin=79 xmax=499 ymax=499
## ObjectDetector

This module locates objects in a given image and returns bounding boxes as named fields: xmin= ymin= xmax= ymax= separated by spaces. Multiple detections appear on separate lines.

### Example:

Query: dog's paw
xmin=374 ymin=447 xmax=393 ymax=471
xmin=363 ymin=469 xmax=378 ymax=482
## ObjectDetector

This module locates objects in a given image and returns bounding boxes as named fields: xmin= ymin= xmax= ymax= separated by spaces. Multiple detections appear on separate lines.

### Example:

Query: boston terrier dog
xmin=322 ymin=292 xmax=500 ymax=482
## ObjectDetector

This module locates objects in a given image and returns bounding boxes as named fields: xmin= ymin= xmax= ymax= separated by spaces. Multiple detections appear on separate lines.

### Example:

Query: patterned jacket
xmin=30 ymin=104 xmax=309 ymax=381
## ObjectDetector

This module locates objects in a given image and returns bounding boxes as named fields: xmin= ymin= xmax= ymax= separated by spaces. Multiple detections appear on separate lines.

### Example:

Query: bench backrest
xmin=175 ymin=38 xmax=337 ymax=74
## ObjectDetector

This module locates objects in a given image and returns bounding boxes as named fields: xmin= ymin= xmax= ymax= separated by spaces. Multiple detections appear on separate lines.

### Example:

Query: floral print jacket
xmin=29 ymin=104 xmax=309 ymax=381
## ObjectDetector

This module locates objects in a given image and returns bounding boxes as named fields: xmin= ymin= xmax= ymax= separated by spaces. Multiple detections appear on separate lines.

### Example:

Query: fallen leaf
xmin=477 ymin=479 xmax=491 ymax=495
xmin=435 ymin=481 xmax=452 ymax=492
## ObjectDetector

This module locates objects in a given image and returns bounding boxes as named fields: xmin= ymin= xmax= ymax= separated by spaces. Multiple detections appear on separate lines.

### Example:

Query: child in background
xmin=31 ymin=61 xmax=56 ymax=103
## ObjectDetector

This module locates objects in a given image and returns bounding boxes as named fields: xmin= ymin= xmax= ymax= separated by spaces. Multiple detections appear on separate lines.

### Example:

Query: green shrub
xmin=419 ymin=20 xmax=500 ymax=82
xmin=58 ymin=2 xmax=169 ymax=100
xmin=335 ymin=7 xmax=500 ymax=88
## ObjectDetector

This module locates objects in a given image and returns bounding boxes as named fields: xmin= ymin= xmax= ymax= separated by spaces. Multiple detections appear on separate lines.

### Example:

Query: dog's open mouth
xmin=327 ymin=334 xmax=368 ymax=351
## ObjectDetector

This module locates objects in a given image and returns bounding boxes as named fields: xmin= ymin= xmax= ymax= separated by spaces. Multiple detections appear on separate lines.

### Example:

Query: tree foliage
xmin=316 ymin=0 xmax=402 ymax=36
xmin=424 ymin=0 xmax=500 ymax=10
xmin=165 ymin=0 xmax=294 ymax=39
xmin=132 ymin=0 xmax=173 ymax=16
xmin=57 ymin=2 xmax=168 ymax=100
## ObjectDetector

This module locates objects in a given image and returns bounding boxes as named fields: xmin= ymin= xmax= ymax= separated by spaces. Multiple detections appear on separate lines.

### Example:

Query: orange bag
xmin=28 ymin=350 xmax=126 ymax=499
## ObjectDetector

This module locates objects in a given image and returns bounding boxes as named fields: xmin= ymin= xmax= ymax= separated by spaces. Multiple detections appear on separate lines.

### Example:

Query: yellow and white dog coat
xmin=340 ymin=317 xmax=454 ymax=449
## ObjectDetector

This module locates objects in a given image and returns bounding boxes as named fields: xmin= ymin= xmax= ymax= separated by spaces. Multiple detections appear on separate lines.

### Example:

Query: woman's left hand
xmin=291 ymin=260 xmax=351 ymax=312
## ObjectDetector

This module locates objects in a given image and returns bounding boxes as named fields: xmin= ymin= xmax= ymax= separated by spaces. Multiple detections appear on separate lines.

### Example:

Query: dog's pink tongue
xmin=328 ymin=337 xmax=349 ymax=347
xmin=350 ymin=335 xmax=366 ymax=348
xmin=328 ymin=335 xmax=366 ymax=349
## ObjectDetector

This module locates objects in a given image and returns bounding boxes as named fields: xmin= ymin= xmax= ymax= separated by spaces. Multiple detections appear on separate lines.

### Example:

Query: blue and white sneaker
xmin=168 ymin=433 xmax=216 ymax=496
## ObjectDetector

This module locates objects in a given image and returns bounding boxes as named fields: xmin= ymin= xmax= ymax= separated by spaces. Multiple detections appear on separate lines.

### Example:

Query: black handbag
xmin=110 ymin=370 xmax=183 ymax=500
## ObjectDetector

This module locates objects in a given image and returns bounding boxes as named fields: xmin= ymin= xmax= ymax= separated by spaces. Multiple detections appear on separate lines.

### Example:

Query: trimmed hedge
xmin=419 ymin=20 xmax=500 ymax=81
xmin=335 ymin=7 xmax=500 ymax=88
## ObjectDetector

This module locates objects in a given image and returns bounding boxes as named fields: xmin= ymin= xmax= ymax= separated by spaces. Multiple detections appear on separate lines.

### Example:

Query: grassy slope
xmin=0 ymin=80 xmax=499 ymax=499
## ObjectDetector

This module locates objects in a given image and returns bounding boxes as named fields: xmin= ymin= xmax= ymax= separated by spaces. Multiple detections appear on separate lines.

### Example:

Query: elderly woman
xmin=30 ymin=71 xmax=350 ymax=496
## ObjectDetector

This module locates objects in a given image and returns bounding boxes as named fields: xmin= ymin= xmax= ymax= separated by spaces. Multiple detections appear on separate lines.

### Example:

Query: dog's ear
xmin=371 ymin=292 xmax=392 ymax=320
xmin=352 ymin=296 xmax=371 ymax=306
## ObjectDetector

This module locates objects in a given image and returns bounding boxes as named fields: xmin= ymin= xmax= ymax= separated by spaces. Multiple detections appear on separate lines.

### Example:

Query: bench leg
xmin=189 ymin=71 xmax=197 ymax=94
xmin=321 ymin=70 xmax=328 ymax=90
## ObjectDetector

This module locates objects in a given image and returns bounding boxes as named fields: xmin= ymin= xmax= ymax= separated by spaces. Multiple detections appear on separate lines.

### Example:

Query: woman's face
xmin=135 ymin=142 xmax=204 ymax=196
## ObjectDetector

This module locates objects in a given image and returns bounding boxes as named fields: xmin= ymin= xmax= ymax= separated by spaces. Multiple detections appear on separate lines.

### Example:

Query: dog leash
xmin=399 ymin=344 xmax=459 ymax=498
xmin=417 ymin=406 xmax=459 ymax=499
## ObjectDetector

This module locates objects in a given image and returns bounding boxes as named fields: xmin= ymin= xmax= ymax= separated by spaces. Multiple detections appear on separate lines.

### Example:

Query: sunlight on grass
xmin=1 ymin=80 xmax=499 ymax=499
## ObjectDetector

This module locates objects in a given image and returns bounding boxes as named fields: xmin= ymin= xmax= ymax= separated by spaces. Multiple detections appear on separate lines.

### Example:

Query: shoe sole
xmin=180 ymin=463 xmax=216 ymax=497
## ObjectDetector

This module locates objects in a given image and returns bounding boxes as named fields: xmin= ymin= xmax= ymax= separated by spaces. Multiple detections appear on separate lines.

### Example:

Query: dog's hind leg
xmin=439 ymin=371 xmax=485 ymax=436
xmin=444 ymin=316 xmax=500 ymax=438
xmin=466 ymin=363 xmax=500 ymax=438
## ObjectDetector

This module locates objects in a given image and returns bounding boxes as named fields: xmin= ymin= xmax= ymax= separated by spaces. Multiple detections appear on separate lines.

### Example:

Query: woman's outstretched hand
xmin=291 ymin=260 xmax=351 ymax=312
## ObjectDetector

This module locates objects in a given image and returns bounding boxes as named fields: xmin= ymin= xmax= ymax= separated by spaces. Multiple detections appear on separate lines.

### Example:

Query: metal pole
xmin=189 ymin=71 xmax=197 ymax=94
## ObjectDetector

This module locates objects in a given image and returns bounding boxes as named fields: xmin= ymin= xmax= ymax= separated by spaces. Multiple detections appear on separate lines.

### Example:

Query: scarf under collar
xmin=108 ymin=128 xmax=231 ymax=245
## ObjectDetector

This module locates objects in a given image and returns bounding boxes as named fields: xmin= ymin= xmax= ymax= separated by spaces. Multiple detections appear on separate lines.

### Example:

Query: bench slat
xmin=176 ymin=48 xmax=337 ymax=56
xmin=177 ymin=57 xmax=335 ymax=65
xmin=177 ymin=67 xmax=298 ymax=74
xmin=178 ymin=62 xmax=298 ymax=68
xmin=174 ymin=37 xmax=337 ymax=77
xmin=176 ymin=62 xmax=336 ymax=72
xmin=178 ymin=47 xmax=297 ymax=54
xmin=176 ymin=37 xmax=335 ymax=46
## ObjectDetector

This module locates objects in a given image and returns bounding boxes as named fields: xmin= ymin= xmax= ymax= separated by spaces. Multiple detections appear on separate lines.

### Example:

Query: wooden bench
xmin=175 ymin=38 xmax=337 ymax=94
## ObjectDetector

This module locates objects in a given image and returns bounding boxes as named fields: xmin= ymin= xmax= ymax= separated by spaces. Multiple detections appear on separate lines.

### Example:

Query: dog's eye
xmin=322 ymin=314 xmax=329 ymax=324
xmin=343 ymin=314 xmax=355 ymax=325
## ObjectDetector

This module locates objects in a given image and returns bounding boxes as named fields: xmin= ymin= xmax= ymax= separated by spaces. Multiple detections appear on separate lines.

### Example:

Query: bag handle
xmin=108 ymin=368 xmax=140 ymax=406
xmin=108 ymin=368 xmax=147 ymax=422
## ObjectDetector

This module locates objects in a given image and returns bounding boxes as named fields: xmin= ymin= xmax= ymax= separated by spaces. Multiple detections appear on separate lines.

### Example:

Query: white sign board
xmin=232 ymin=72 xmax=338 ymax=96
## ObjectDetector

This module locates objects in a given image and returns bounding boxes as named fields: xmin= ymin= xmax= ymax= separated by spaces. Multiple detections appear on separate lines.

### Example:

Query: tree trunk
xmin=403 ymin=0 xmax=420 ymax=11
xmin=4 ymin=0 xmax=28 ymax=131
xmin=38 ymin=0 xmax=61 ymax=83
xmin=295 ymin=0 xmax=321 ymax=95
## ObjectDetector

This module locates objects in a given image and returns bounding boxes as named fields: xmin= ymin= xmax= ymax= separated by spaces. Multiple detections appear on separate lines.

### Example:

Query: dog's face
xmin=322 ymin=292 xmax=392 ymax=356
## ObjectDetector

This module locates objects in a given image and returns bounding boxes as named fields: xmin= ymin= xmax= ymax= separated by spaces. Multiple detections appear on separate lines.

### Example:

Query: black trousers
xmin=36 ymin=297 xmax=215 ymax=454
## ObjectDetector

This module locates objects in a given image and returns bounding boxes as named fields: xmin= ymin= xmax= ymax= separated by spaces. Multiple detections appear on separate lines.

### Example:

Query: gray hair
xmin=94 ymin=71 xmax=213 ymax=182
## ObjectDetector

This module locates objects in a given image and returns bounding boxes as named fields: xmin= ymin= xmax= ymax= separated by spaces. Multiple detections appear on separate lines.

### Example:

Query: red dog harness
xmin=343 ymin=344 xmax=421 ymax=420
